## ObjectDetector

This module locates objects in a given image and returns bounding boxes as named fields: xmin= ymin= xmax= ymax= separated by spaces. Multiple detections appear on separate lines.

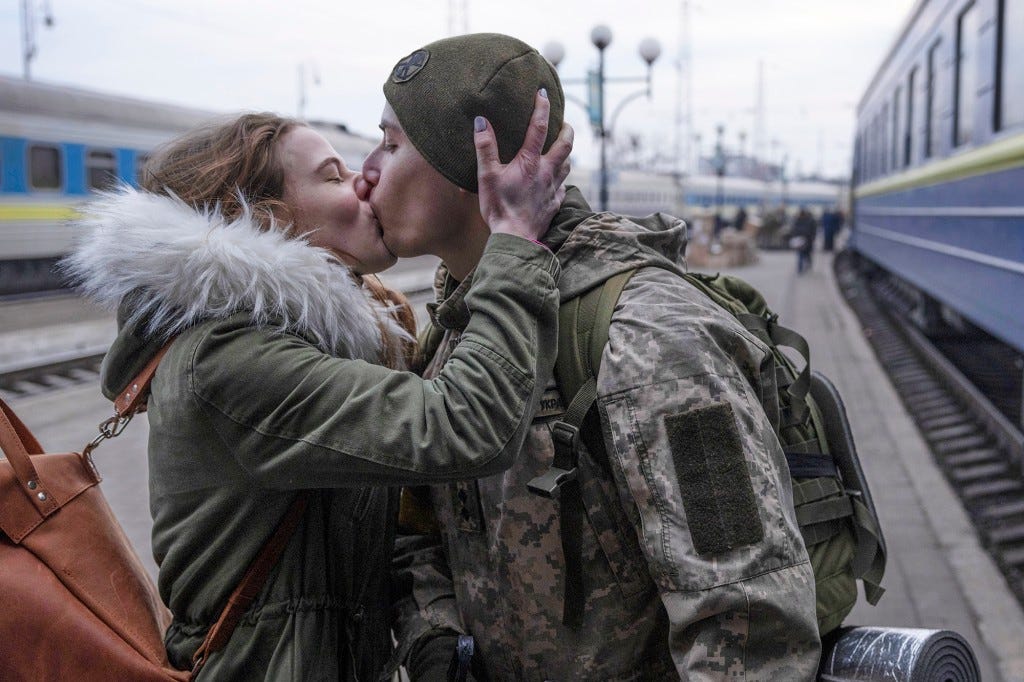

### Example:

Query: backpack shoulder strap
xmin=529 ymin=268 xmax=637 ymax=498
xmin=554 ymin=269 xmax=637 ymax=402
xmin=527 ymin=268 xmax=636 ymax=629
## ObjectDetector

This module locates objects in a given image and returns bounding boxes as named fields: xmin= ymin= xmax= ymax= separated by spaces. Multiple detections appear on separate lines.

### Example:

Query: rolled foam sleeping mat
xmin=818 ymin=626 xmax=980 ymax=682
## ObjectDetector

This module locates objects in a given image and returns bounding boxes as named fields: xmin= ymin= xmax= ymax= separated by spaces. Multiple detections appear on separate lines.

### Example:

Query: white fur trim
xmin=63 ymin=186 xmax=410 ymax=363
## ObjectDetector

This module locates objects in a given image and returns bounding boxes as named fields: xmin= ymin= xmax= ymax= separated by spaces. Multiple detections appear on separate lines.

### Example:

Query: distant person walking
xmin=791 ymin=206 xmax=818 ymax=274
xmin=734 ymin=205 xmax=748 ymax=231
xmin=822 ymin=206 xmax=842 ymax=252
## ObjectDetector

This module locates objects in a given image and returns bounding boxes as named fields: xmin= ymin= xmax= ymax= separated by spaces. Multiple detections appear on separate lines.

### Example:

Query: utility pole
xmin=738 ymin=130 xmax=747 ymax=176
xmin=714 ymin=123 xmax=726 ymax=235
xmin=297 ymin=61 xmax=320 ymax=120
xmin=817 ymin=128 xmax=825 ymax=178
xmin=754 ymin=60 xmax=765 ymax=172
xmin=20 ymin=0 xmax=55 ymax=81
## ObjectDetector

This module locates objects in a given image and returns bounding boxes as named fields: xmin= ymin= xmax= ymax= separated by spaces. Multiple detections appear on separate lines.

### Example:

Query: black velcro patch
xmin=665 ymin=401 xmax=764 ymax=556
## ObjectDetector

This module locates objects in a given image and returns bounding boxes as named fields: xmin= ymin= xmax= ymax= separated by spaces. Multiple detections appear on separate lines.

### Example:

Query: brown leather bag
xmin=0 ymin=346 xmax=306 ymax=680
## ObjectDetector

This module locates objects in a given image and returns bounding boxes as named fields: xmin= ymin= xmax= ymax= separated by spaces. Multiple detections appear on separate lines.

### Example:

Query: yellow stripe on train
xmin=0 ymin=205 xmax=82 ymax=221
xmin=855 ymin=130 xmax=1024 ymax=199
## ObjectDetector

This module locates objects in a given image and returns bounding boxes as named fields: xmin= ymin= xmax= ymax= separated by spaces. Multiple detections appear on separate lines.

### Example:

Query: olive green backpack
xmin=527 ymin=268 xmax=886 ymax=635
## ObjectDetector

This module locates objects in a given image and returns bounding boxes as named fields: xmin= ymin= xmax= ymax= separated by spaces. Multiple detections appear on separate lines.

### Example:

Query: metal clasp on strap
xmin=81 ymin=412 xmax=135 ymax=460
xmin=447 ymin=635 xmax=475 ymax=682
xmin=527 ymin=421 xmax=580 ymax=498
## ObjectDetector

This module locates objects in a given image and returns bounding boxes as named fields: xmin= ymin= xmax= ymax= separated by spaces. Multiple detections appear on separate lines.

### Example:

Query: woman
xmin=63 ymin=100 xmax=570 ymax=680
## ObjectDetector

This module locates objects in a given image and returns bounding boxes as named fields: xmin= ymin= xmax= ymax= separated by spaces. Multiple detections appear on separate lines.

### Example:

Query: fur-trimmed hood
xmin=63 ymin=187 xmax=409 ymax=364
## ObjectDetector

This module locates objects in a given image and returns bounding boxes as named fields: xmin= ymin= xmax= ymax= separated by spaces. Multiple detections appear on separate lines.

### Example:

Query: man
xmin=357 ymin=33 xmax=820 ymax=681
xmin=791 ymin=206 xmax=818 ymax=275
xmin=821 ymin=206 xmax=842 ymax=252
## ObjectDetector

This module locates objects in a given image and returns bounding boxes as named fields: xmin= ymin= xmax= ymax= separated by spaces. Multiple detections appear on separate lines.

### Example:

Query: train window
xmin=876 ymin=113 xmax=884 ymax=177
xmin=872 ymin=114 xmax=880 ymax=178
xmin=954 ymin=3 xmax=979 ymax=146
xmin=892 ymin=88 xmax=902 ymax=171
xmin=862 ymin=122 xmax=868 ymax=180
xmin=881 ymin=102 xmax=890 ymax=173
xmin=29 ymin=144 xmax=61 ymax=190
xmin=854 ymin=134 xmax=862 ymax=184
xmin=997 ymin=0 xmax=1024 ymax=129
xmin=926 ymin=40 xmax=942 ymax=157
xmin=905 ymin=67 xmax=917 ymax=166
xmin=870 ymin=115 xmax=876 ymax=177
xmin=87 ymin=149 xmax=117 ymax=190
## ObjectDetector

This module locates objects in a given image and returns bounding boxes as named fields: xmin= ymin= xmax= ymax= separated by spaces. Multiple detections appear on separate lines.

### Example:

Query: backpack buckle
xmin=527 ymin=422 xmax=580 ymax=498
xmin=527 ymin=465 xmax=578 ymax=499
xmin=550 ymin=421 xmax=580 ymax=458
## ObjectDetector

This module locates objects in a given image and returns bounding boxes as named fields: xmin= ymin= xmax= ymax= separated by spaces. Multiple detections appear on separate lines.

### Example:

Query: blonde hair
xmin=141 ymin=112 xmax=303 ymax=229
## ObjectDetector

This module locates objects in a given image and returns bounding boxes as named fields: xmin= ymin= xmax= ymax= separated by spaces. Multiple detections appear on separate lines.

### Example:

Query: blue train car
xmin=851 ymin=0 xmax=1024 ymax=353
xmin=0 ymin=76 xmax=375 ymax=295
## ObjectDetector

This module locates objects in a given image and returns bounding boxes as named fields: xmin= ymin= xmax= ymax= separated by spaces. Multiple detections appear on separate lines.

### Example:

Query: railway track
xmin=0 ymin=347 xmax=107 ymax=401
xmin=835 ymin=252 xmax=1024 ymax=607
xmin=0 ymin=276 xmax=438 ymax=404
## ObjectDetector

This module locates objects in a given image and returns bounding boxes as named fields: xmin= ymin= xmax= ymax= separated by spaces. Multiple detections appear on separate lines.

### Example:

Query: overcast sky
xmin=2 ymin=0 xmax=916 ymax=179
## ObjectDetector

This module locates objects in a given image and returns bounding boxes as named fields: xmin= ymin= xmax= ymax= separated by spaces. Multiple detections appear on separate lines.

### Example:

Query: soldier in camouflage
xmin=358 ymin=33 xmax=820 ymax=681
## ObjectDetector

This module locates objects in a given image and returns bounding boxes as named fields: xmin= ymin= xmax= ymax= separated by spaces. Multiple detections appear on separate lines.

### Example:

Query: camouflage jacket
xmin=394 ymin=188 xmax=820 ymax=681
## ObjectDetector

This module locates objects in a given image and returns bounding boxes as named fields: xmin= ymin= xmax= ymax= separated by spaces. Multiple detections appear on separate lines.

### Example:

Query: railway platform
xmin=717 ymin=249 xmax=1024 ymax=682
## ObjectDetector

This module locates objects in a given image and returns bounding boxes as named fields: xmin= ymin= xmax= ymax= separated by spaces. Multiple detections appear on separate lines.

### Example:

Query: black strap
xmin=738 ymin=313 xmax=812 ymax=424
xmin=559 ymin=480 xmax=586 ymax=628
xmin=543 ymin=381 xmax=597 ymax=629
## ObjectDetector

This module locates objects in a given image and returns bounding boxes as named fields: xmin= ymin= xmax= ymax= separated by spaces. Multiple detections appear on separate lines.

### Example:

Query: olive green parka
xmin=64 ymin=188 xmax=560 ymax=680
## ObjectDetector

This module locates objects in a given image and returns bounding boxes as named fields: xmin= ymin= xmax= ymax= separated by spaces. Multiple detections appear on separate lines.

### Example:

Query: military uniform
xmin=395 ymin=188 xmax=820 ymax=681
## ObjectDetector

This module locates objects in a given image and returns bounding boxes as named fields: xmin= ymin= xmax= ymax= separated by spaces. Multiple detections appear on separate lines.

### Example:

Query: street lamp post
xmin=713 ymin=123 xmax=726 ymax=236
xmin=781 ymin=154 xmax=790 ymax=208
xmin=543 ymin=26 xmax=661 ymax=211
xmin=593 ymin=26 xmax=611 ymax=212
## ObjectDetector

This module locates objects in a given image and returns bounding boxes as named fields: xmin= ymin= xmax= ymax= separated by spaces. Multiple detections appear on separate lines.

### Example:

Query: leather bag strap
xmin=114 ymin=343 xmax=174 ymax=417
xmin=190 ymin=493 xmax=310 ymax=677
xmin=0 ymin=398 xmax=58 ymax=514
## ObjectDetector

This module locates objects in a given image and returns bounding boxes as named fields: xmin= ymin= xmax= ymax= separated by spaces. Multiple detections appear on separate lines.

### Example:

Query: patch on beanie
xmin=391 ymin=49 xmax=430 ymax=83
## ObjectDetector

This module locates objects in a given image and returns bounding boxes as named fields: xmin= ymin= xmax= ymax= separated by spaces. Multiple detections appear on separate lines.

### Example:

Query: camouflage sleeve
xmin=388 ymin=486 xmax=465 ymax=677
xmin=596 ymin=268 xmax=821 ymax=681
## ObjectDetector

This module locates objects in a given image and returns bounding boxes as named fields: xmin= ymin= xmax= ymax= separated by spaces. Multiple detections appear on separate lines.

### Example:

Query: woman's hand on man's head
xmin=474 ymin=89 xmax=574 ymax=243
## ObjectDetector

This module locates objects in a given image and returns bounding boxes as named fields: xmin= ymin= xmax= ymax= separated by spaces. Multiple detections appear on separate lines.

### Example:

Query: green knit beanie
xmin=383 ymin=33 xmax=565 ymax=193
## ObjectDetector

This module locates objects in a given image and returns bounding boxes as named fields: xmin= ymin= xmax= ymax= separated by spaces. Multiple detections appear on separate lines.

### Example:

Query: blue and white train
xmin=850 ymin=0 xmax=1024 ymax=355
xmin=0 ymin=75 xmax=376 ymax=294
